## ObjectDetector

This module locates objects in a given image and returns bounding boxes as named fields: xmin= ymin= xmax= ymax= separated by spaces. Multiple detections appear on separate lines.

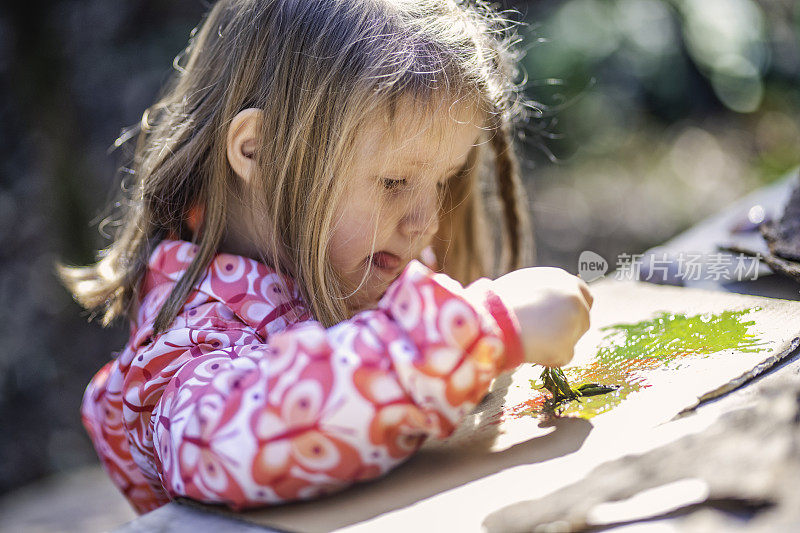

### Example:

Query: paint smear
xmin=507 ymin=307 xmax=767 ymax=419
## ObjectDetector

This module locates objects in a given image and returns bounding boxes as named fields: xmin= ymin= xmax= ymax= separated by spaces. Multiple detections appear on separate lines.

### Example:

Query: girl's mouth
xmin=371 ymin=251 xmax=401 ymax=271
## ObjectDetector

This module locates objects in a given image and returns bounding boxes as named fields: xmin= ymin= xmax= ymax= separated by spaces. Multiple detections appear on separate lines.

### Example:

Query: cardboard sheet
xmin=221 ymin=279 xmax=800 ymax=532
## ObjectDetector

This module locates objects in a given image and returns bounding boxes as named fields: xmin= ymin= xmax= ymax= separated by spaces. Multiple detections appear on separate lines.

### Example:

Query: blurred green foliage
xmin=516 ymin=0 xmax=800 ymax=268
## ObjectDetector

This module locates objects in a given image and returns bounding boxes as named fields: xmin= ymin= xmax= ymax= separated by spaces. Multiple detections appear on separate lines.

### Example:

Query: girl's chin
xmin=346 ymin=284 xmax=389 ymax=314
xmin=359 ymin=286 xmax=387 ymax=308
xmin=342 ymin=264 xmax=402 ymax=314
xmin=346 ymin=297 xmax=379 ymax=316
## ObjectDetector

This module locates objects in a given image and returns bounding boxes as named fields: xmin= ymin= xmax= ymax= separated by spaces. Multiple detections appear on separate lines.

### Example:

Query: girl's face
xmin=330 ymin=99 xmax=483 ymax=313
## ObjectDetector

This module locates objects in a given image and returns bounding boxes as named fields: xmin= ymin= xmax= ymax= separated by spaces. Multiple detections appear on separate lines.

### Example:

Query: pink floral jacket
xmin=81 ymin=239 xmax=523 ymax=514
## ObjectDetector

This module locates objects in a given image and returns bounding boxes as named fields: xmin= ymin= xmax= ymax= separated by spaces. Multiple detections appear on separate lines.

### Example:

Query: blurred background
xmin=0 ymin=0 xmax=798 ymax=514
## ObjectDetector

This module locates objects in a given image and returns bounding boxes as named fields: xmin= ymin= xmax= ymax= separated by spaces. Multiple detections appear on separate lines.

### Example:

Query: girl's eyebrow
xmin=404 ymin=136 xmax=480 ymax=174
xmin=406 ymin=159 xmax=468 ymax=173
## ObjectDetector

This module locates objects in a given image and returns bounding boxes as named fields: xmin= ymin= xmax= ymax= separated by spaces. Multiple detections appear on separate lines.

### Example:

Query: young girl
xmin=61 ymin=0 xmax=593 ymax=515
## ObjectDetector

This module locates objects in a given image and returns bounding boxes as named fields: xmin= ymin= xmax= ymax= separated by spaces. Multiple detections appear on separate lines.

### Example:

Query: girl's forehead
xmin=361 ymin=97 xmax=485 ymax=159
xmin=389 ymin=97 xmax=484 ymax=136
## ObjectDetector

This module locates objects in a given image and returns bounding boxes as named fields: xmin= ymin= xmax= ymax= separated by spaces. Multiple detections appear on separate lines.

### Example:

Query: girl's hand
xmin=491 ymin=267 xmax=593 ymax=368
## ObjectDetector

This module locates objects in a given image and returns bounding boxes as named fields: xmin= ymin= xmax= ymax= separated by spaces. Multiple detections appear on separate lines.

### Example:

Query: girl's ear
xmin=226 ymin=108 xmax=263 ymax=182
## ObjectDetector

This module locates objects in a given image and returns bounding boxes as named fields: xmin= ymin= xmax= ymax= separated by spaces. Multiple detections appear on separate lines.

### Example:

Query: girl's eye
xmin=382 ymin=178 xmax=407 ymax=190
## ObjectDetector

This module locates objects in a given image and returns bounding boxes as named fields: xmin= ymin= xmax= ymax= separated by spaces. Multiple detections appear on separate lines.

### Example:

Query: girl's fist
xmin=492 ymin=267 xmax=593 ymax=368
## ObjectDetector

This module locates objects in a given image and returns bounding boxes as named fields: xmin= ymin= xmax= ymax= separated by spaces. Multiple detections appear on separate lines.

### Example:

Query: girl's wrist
xmin=465 ymin=278 xmax=524 ymax=371
xmin=483 ymin=288 xmax=524 ymax=370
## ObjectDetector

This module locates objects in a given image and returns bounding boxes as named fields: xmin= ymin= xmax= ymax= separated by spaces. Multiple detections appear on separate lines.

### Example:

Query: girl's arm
xmin=149 ymin=260 xmax=522 ymax=509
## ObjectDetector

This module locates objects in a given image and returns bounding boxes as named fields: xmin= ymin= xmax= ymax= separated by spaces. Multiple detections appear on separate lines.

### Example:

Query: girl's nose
xmin=399 ymin=194 xmax=440 ymax=238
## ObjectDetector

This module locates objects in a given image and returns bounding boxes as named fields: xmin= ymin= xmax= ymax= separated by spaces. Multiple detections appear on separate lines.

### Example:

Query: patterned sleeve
xmin=151 ymin=260 xmax=523 ymax=509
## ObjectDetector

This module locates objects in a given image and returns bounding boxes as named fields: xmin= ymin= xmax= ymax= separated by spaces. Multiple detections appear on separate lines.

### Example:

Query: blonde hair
xmin=59 ymin=0 xmax=533 ymax=332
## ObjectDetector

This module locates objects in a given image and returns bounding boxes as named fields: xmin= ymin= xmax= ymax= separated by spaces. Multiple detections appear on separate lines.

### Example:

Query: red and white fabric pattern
xmin=81 ymin=239 xmax=523 ymax=513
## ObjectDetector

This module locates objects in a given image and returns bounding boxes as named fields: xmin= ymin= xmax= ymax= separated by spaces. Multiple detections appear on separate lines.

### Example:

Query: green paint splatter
xmin=508 ymin=307 xmax=768 ymax=419
xmin=595 ymin=308 xmax=765 ymax=367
